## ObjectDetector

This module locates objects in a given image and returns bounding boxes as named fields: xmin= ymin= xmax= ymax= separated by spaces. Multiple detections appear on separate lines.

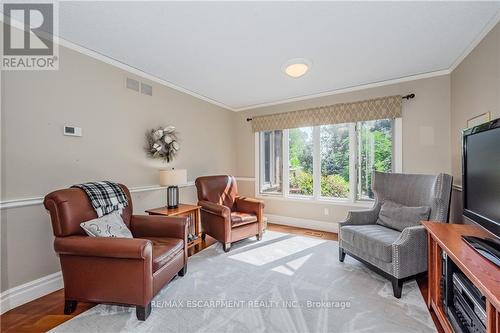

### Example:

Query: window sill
xmin=256 ymin=194 xmax=374 ymax=208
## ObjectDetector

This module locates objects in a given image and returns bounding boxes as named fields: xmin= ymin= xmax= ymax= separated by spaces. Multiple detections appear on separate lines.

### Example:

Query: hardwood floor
xmin=0 ymin=224 xmax=442 ymax=333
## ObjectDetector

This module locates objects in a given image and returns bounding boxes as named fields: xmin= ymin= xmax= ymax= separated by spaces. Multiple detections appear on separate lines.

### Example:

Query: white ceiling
xmin=57 ymin=1 xmax=500 ymax=111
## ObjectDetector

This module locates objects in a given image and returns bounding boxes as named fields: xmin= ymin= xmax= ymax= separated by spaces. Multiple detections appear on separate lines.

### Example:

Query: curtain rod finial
xmin=402 ymin=93 xmax=415 ymax=100
xmin=246 ymin=118 xmax=253 ymax=122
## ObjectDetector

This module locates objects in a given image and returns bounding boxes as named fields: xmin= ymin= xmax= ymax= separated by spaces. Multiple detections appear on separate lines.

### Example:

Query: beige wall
xmin=2 ymin=21 xmax=499 ymax=295
xmin=450 ymin=22 xmax=500 ymax=185
xmin=234 ymin=75 xmax=452 ymax=223
xmin=1 ymin=44 xmax=236 ymax=291
xmin=448 ymin=22 xmax=500 ymax=223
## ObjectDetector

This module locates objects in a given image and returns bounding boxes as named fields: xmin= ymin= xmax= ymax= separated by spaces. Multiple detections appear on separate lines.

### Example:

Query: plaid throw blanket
xmin=72 ymin=181 xmax=128 ymax=217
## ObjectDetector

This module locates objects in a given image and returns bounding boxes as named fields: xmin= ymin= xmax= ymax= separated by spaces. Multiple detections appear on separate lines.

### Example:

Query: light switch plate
xmin=64 ymin=125 xmax=82 ymax=137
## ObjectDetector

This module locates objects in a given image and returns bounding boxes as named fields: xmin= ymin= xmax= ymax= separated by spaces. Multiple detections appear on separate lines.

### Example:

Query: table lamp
xmin=159 ymin=168 xmax=187 ymax=209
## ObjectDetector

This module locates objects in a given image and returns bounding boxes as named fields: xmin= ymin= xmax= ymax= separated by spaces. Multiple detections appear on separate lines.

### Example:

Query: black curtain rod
xmin=402 ymin=93 xmax=415 ymax=100
xmin=246 ymin=93 xmax=415 ymax=122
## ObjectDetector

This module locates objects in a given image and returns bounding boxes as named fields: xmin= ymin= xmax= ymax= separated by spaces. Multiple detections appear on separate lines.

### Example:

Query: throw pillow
xmin=376 ymin=200 xmax=430 ymax=232
xmin=80 ymin=212 xmax=133 ymax=238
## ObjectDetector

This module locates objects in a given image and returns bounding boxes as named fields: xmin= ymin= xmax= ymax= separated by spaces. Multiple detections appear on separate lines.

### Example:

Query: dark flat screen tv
xmin=462 ymin=118 xmax=500 ymax=265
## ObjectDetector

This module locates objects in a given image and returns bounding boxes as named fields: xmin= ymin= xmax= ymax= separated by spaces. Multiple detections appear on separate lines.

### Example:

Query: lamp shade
xmin=159 ymin=169 xmax=187 ymax=186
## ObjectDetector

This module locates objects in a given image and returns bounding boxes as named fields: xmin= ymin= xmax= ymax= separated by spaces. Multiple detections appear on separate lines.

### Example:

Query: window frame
xmin=355 ymin=119 xmax=398 ymax=201
xmin=316 ymin=122 xmax=355 ymax=202
xmin=259 ymin=130 xmax=282 ymax=194
xmin=255 ymin=118 xmax=402 ymax=205
xmin=287 ymin=126 xmax=314 ymax=198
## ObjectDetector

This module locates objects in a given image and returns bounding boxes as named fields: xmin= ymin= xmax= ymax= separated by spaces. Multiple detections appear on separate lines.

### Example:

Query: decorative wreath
xmin=145 ymin=125 xmax=179 ymax=162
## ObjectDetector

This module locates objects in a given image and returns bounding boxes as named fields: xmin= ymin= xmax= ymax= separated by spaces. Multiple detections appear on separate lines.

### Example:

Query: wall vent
xmin=141 ymin=83 xmax=153 ymax=96
xmin=126 ymin=78 xmax=140 ymax=92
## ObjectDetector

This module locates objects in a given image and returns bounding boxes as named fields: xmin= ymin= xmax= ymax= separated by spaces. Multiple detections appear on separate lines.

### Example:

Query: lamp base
xmin=167 ymin=186 xmax=179 ymax=209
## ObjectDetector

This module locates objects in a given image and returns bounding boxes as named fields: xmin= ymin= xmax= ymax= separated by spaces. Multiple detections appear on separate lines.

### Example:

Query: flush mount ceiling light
xmin=283 ymin=58 xmax=311 ymax=78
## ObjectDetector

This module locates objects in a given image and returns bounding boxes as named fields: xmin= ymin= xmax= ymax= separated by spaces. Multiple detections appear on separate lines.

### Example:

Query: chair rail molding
xmin=0 ymin=178 xmax=254 ymax=210
xmin=0 ymin=182 xmax=194 ymax=210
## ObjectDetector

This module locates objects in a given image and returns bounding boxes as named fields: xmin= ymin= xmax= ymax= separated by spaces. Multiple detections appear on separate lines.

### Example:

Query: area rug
xmin=50 ymin=231 xmax=436 ymax=333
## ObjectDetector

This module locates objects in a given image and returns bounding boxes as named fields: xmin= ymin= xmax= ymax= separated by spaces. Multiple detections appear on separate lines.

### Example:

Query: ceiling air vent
xmin=126 ymin=78 xmax=139 ymax=92
xmin=141 ymin=82 xmax=152 ymax=96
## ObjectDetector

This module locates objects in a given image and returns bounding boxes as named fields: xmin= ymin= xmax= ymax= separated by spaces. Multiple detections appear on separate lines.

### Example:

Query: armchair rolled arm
xmin=235 ymin=196 xmax=264 ymax=216
xmin=392 ymin=225 xmax=427 ymax=247
xmin=131 ymin=215 xmax=188 ymax=239
xmin=391 ymin=225 xmax=428 ymax=278
xmin=198 ymin=200 xmax=231 ymax=218
xmin=54 ymin=236 xmax=152 ymax=259
xmin=339 ymin=208 xmax=379 ymax=227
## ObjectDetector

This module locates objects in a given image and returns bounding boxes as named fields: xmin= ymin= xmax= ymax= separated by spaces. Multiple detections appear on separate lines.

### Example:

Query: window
xmin=357 ymin=119 xmax=394 ymax=200
xmin=320 ymin=124 xmax=350 ymax=199
xmin=259 ymin=130 xmax=283 ymax=194
xmin=257 ymin=118 xmax=399 ymax=203
xmin=288 ymin=127 xmax=313 ymax=196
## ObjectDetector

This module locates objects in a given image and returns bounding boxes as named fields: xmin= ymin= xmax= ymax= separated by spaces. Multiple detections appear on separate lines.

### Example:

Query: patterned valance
xmin=251 ymin=95 xmax=402 ymax=132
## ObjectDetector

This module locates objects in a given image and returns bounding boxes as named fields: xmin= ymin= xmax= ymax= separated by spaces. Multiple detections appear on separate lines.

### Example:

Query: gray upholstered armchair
xmin=338 ymin=172 xmax=453 ymax=298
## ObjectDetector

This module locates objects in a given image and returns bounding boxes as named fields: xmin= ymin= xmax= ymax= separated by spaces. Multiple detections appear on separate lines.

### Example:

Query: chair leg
xmin=136 ymin=302 xmax=152 ymax=321
xmin=201 ymin=232 xmax=206 ymax=241
xmin=256 ymin=233 xmax=262 ymax=241
xmin=223 ymin=243 xmax=231 ymax=252
xmin=391 ymin=278 xmax=403 ymax=298
xmin=178 ymin=265 xmax=187 ymax=277
xmin=64 ymin=300 xmax=77 ymax=314
xmin=339 ymin=248 xmax=346 ymax=262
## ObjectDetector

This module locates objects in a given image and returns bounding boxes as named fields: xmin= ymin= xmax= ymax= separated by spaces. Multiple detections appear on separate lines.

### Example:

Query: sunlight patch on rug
xmin=50 ymin=231 xmax=436 ymax=333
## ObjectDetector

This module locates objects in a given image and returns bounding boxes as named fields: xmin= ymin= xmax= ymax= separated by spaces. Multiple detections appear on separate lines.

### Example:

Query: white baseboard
xmin=0 ymin=271 xmax=63 ymax=315
xmin=266 ymin=214 xmax=339 ymax=233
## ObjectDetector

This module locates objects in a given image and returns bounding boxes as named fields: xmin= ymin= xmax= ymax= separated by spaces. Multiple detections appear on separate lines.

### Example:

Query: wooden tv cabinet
xmin=423 ymin=222 xmax=500 ymax=333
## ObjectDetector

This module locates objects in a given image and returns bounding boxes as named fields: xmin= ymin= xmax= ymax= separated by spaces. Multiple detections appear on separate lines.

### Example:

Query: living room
xmin=1 ymin=2 xmax=499 ymax=333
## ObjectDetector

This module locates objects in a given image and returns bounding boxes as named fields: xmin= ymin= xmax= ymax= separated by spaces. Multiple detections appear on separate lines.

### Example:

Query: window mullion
xmin=394 ymin=118 xmax=403 ymax=172
xmin=283 ymin=129 xmax=290 ymax=197
xmin=255 ymin=132 xmax=261 ymax=195
xmin=270 ymin=132 xmax=275 ymax=185
xmin=313 ymin=126 xmax=321 ymax=200
xmin=349 ymin=123 xmax=357 ymax=202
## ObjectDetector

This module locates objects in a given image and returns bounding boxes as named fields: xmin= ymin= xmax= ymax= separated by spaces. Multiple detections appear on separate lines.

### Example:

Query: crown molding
xmin=3 ymin=10 xmax=498 ymax=112
xmin=232 ymin=11 xmax=500 ymax=111
xmin=59 ymin=34 xmax=452 ymax=112
xmin=0 ymin=15 xmax=233 ymax=111
xmin=231 ymin=69 xmax=451 ymax=112
xmin=56 ymin=38 xmax=236 ymax=111
xmin=449 ymin=10 xmax=500 ymax=72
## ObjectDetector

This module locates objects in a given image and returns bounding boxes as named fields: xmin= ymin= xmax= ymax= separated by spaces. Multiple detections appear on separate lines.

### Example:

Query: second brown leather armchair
xmin=44 ymin=184 xmax=188 ymax=321
xmin=195 ymin=175 xmax=264 ymax=252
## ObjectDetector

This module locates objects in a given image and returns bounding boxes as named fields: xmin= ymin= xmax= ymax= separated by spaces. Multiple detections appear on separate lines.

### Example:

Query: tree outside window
xmin=357 ymin=119 xmax=393 ymax=199
xmin=259 ymin=118 xmax=396 ymax=201
xmin=320 ymin=124 xmax=350 ymax=198
xmin=289 ymin=127 xmax=313 ymax=196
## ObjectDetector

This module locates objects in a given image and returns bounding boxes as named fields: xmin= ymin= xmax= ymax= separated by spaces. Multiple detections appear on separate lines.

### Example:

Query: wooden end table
xmin=145 ymin=204 xmax=202 ymax=248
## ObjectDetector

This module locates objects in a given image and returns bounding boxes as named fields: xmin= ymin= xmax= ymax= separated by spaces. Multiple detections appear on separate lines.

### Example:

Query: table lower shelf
xmin=187 ymin=234 xmax=203 ymax=248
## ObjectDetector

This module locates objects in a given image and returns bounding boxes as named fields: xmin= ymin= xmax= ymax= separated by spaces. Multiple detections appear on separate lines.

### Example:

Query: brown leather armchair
xmin=43 ymin=184 xmax=188 ymax=321
xmin=195 ymin=175 xmax=264 ymax=252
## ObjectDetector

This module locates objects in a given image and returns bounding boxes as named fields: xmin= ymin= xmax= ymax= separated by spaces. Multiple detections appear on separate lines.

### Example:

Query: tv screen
xmin=463 ymin=123 xmax=500 ymax=237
